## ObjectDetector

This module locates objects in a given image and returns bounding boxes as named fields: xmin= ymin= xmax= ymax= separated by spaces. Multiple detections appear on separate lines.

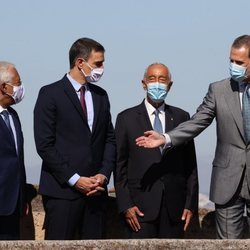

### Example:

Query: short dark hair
xmin=69 ymin=38 xmax=105 ymax=69
xmin=232 ymin=35 xmax=250 ymax=58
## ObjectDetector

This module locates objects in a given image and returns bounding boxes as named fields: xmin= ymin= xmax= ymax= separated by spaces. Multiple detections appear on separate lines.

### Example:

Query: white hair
xmin=0 ymin=61 xmax=16 ymax=84
xmin=143 ymin=62 xmax=172 ymax=80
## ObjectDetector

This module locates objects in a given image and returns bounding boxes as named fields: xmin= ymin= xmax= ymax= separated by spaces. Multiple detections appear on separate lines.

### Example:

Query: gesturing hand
xmin=136 ymin=130 xmax=166 ymax=148
xmin=125 ymin=206 xmax=144 ymax=232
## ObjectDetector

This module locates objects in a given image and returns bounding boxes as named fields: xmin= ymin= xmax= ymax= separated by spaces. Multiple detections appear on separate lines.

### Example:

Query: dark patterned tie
xmin=1 ymin=110 xmax=14 ymax=138
xmin=243 ymin=84 xmax=250 ymax=143
xmin=80 ymin=85 xmax=87 ymax=117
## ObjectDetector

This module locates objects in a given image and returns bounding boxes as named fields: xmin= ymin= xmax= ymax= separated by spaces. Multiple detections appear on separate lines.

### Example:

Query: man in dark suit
xmin=0 ymin=61 xmax=27 ymax=240
xmin=115 ymin=63 xmax=198 ymax=238
xmin=136 ymin=35 xmax=250 ymax=239
xmin=34 ymin=38 xmax=116 ymax=240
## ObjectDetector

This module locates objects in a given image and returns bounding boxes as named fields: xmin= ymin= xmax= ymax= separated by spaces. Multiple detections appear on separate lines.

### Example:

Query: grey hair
xmin=0 ymin=61 xmax=16 ymax=84
xmin=143 ymin=62 xmax=172 ymax=80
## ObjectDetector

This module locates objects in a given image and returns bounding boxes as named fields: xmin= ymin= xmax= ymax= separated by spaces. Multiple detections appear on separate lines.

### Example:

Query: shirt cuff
xmin=162 ymin=133 xmax=172 ymax=149
xmin=68 ymin=173 xmax=80 ymax=186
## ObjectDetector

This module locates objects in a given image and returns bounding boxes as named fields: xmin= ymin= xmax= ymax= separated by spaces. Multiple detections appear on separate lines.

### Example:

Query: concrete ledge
xmin=0 ymin=239 xmax=250 ymax=249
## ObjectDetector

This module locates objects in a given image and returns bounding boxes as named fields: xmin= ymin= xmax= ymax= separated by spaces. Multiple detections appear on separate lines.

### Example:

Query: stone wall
xmin=19 ymin=185 xmax=249 ymax=240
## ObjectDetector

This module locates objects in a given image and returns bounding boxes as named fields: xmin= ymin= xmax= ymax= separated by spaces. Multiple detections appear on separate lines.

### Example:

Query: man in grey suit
xmin=136 ymin=34 xmax=250 ymax=239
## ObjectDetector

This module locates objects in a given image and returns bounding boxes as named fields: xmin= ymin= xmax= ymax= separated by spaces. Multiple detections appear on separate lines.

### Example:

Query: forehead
xmin=88 ymin=50 xmax=105 ymax=62
xmin=146 ymin=65 xmax=169 ymax=77
xmin=8 ymin=67 xmax=21 ymax=84
xmin=230 ymin=46 xmax=249 ymax=60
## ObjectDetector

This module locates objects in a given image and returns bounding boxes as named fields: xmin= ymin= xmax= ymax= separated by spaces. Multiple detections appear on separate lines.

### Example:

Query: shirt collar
xmin=0 ymin=105 xmax=6 ymax=113
xmin=66 ymin=73 xmax=89 ymax=92
xmin=144 ymin=98 xmax=165 ymax=115
xmin=238 ymin=81 xmax=248 ymax=92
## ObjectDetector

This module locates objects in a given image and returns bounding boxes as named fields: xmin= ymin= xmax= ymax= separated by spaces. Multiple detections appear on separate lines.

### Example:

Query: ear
xmin=75 ymin=58 xmax=84 ymax=68
xmin=0 ymin=83 xmax=7 ymax=92
xmin=168 ymin=81 xmax=173 ymax=91
xmin=142 ymin=80 xmax=147 ymax=90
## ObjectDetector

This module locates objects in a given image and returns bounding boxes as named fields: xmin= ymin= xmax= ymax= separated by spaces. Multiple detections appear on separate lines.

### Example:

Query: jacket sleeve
xmin=34 ymin=86 xmax=76 ymax=184
xmin=114 ymin=113 xmax=135 ymax=213
xmin=98 ymin=96 xmax=116 ymax=181
xmin=183 ymin=138 xmax=199 ymax=212
xmin=169 ymin=83 xmax=216 ymax=146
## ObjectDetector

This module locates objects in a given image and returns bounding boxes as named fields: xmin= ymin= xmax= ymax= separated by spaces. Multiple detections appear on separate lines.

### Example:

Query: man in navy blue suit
xmin=0 ymin=61 xmax=27 ymax=240
xmin=34 ymin=38 xmax=116 ymax=240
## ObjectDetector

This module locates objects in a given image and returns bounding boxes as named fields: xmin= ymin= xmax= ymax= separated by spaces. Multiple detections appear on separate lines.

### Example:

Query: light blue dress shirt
xmin=66 ymin=73 xmax=94 ymax=186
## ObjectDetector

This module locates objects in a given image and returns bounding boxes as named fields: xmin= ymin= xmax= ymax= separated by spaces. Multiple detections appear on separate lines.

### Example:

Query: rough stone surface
xmin=0 ymin=240 xmax=250 ymax=250
xmin=18 ymin=185 xmax=250 ymax=243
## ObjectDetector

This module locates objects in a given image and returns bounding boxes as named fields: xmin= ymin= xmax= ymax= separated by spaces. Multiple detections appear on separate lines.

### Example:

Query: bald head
xmin=143 ymin=63 xmax=172 ymax=82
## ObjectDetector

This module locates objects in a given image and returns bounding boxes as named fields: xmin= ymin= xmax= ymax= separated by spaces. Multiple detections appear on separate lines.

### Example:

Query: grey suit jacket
xmin=168 ymin=78 xmax=248 ymax=205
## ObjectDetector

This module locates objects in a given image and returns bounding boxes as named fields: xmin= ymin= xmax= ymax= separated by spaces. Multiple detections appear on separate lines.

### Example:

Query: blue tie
xmin=154 ymin=109 xmax=163 ymax=134
xmin=243 ymin=84 xmax=250 ymax=143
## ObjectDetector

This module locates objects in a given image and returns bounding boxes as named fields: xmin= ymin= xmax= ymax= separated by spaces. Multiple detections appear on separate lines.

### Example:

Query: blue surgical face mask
xmin=146 ymin=82 xmax=168 ymax=103
xmin=229 ymin=62 xmax=246 ymax=83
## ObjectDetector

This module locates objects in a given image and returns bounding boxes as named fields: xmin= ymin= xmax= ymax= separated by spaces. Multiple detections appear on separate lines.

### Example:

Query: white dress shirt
xmin=0 ymin=105 xmax=18 ymax=153
xmin=144 ymin=98 xmax=166 ymax=131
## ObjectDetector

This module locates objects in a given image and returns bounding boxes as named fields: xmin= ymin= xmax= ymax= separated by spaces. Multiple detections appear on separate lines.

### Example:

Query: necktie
xmin=1 ymin=110 xmax=14 ymax=137
xmin=80 ymin=85 xmax=87 ymax=117
xmin=243 ymin=84 xmax=250 ymax=143
xmin=154 ymin=109 xmax=163 ymax=134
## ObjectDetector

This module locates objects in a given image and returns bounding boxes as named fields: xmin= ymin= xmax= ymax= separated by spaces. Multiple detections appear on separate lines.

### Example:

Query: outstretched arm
xmin=136 ymin=130 xmax=166 ymax=148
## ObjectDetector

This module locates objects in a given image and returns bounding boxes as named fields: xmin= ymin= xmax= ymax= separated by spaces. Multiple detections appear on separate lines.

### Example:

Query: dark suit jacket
xmin=115 ymin=101 xmax=198 ymax=222
xmin=34 ymin=75 xmax=116 ymax=199
xmin=0 ymin=107 xmax=26 ymax=215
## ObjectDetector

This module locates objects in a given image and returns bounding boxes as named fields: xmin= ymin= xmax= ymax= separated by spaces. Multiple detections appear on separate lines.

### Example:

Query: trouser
xmin=42 ymin=195 xmax=107 ymax=240
xmin=0 ymin=204 xmax=20 ymax=240
xmin=215 ymin=168 xmax=250 ymax=239
xmin=130 ymin=193 xmax=184 ymax=239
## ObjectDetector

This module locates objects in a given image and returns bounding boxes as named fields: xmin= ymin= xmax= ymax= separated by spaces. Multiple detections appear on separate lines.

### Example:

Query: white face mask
xmin=81 ymin=61 xmax=104 ymax=83
xmin=6 ymin=83 xmax=25 ymax=104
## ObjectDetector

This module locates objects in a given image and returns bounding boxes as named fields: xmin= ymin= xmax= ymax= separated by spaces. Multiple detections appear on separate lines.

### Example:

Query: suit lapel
xmin=224 ymin=79 xmax=244 ymax=139
xmin=9 ymin=109 xmax=22 ymax=154
xmin=89 ymin=84 xmax=100 ymax=134
xmin=62 ymin=76 xmax=88 ymax=124
xmin=164 ymin=104 xmax=175 ymax=132
xmin=136 ymin=101 xmax=153 ymax=132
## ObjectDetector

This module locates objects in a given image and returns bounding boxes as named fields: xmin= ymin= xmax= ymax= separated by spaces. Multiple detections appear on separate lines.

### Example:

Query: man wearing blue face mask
xmin=114 ymin=63 xmax=198 ymax=238
xmin=136 ymin=35 xmax=250 ymax=239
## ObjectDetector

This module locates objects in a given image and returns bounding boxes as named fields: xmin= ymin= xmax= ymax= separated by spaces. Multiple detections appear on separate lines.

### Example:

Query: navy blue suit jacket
xmin=34 ymin=75 xmax=116 ymax=199
xmin=0 ymin=107 xmax=26 ymax=215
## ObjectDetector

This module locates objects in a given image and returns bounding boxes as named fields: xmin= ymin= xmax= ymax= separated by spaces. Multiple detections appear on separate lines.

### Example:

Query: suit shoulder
xmin=210 ymin=77 xmax=230 ymax=89
xmin=117 ymin=104 xmax=142 ymax=117
xmin=39 ymin=78 xmax=63 ymax=92
xmin=166 ymin=104 xmax=189 ymax=116
xmin=89 ymin=83 xmax=108 ymax=96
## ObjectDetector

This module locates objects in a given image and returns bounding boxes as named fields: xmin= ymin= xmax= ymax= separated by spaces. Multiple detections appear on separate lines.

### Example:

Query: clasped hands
xmin=74 ymin=174 xmax=107 ymax=196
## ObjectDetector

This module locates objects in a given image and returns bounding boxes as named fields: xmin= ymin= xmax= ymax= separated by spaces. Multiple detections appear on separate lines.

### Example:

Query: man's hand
xmin=85 ymin=174 xmax=107 ymax=196
xmin=136 ymin=130 xmax=166 ymax=148
xmin=181 ymin=209 xmax=193 ymax=231
xmin=124 ymin=206 xmax=144 ymax=232
xmin=74 ymin=176 xmax=99 ymax=194
xmin=90 ymin=174 xmax=107 ymax=187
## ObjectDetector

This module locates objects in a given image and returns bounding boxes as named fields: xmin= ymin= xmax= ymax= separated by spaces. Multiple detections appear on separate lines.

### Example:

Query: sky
xmin=1 ymin=0 xmax=250 ymax=195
